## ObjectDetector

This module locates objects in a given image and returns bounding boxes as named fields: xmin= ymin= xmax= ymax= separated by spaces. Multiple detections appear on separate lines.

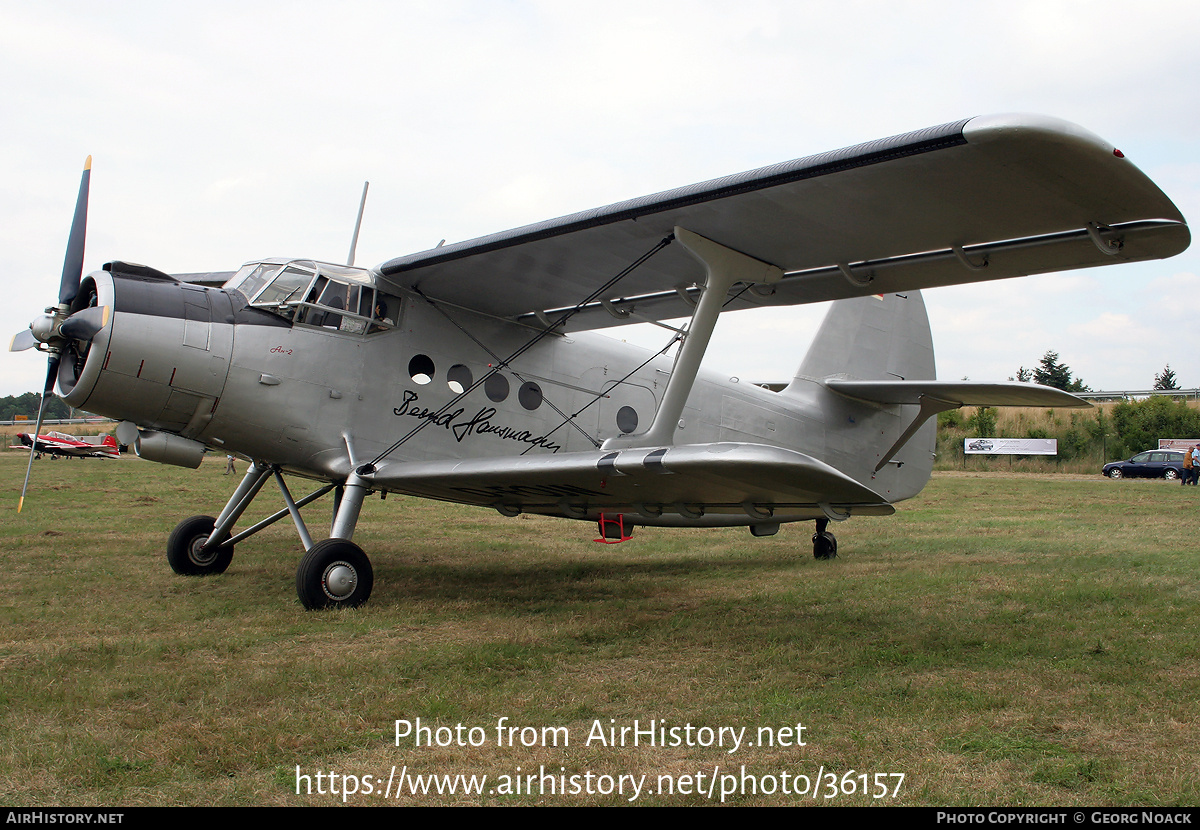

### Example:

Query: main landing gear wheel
xmin=296 ymin=539 xmax=374 ymax=610
xmin=167 ymin=515 xmax=234 ymax=575
xmin=812 ymin=531 xmax=837 ymax=560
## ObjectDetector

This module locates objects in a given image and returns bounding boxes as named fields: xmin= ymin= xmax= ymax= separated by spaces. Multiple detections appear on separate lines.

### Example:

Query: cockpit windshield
xmin=224 ymin=259 xmax=399 ymax=334
xmin=253 ymin=266 xmax=314 ymax=306
xmin=229 ymin=262 xmax=284 ymax=302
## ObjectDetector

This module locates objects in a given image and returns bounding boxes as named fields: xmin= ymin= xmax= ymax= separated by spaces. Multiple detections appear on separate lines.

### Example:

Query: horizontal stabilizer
xmin=824 ymin=380 xmax=1090 ymax=408
xmin=373 ymin=442 xmax=894 ymax=526
xmin=824 ymin=380 xmax=1088 ymax=472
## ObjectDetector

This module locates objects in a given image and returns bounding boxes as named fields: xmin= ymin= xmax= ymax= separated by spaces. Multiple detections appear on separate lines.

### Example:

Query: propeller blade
xmin=59 ymin=305 xmax=111 ymax=342
xmin=58 ymin=156 xmax=91 ymax=306
xmin=17 ymin=156 xmax=94 ymax=511
xmin=17 ymin=356 xmax=59 ymax=513
xmin=9 ymin=329 xmax=37 ymax=352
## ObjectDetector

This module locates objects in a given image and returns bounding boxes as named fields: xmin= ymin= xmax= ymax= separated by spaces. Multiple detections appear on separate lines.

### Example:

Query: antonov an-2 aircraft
xmin=11 ymin=114 xmax=1190 ymax=609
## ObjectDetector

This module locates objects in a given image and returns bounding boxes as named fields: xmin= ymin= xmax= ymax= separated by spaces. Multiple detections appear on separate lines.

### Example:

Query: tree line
xmin=940 ymin=394 xmax=1200 ymax=467
xmin=1 ymin=393 xmax=74 ymax=422
xmin=1012 ymin=350 xmax=1184 ymax=392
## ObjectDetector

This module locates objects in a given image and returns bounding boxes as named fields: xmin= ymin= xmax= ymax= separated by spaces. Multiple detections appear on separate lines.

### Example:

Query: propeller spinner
xmin=12 ymin=156 xmax=109 ymax=512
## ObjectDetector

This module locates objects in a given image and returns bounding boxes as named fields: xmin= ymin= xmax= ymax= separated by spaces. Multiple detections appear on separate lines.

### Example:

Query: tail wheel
xmin=167 ymin=515 xmax=234 ymax=575
xmin=812 ymin=531 xmax=837 ymax=560
xmin=296 ymin=539 xmax=374 ymax=610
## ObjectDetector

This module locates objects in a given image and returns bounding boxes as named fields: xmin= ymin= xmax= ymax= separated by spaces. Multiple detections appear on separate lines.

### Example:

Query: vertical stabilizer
xmin=782 ymin=292 xmax=936 ymax=503
xmin=790 ymin=291 xmax=934 ymax=386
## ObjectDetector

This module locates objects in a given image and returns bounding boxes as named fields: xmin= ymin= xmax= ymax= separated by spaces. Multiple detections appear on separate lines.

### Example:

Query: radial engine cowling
xmin=62 ymin=263 xmax=235 ymax=441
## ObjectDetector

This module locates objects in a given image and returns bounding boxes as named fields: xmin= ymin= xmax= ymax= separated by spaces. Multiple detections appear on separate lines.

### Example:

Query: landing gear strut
xmin=166 ymin=461 xmax=376 ymax=609
xmin=812 ymin=517 xmax=837 ymax=560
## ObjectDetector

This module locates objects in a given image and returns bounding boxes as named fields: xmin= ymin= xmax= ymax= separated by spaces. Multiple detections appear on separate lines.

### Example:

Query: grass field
xmin=2 ymin=450 xmax=1198 ymax=806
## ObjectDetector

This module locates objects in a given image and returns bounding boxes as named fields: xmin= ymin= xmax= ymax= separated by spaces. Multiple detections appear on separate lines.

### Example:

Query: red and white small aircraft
xmin=13 ymin=431 xmax=119 ymax=459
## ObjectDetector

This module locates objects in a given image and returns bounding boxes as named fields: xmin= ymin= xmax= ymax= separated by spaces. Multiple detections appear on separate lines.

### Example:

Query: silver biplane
xmin=12 ymin=114 xmax=1190 ymax=609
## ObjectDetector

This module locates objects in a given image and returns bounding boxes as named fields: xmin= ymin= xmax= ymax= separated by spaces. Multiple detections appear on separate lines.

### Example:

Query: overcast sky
xmin=2 ymin=0 xmax=1197 ymax=399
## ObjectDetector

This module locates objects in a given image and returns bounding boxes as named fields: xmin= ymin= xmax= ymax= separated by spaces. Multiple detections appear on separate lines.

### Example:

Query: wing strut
xmin=873 ymin=394 xmax=960 ymax=472
xmin=604 ymin=226 xmax=782 ymax=449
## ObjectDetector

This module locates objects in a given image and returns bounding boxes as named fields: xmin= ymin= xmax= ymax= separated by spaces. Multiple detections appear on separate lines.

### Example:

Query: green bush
xmin=970 ymin=407 xmax=997 ymax=438
xmin=1110 ymin=397 xmax=1200 ymax=459
xmin=935 ymin=399 xmax=1200 ymax=472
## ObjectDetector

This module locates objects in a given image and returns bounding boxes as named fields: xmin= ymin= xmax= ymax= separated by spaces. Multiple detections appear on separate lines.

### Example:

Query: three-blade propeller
xmin=12 ymin=156 xmax=107 ymax=512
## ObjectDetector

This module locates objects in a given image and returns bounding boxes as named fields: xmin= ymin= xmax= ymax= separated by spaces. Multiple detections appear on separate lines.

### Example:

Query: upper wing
xmin=375 ymin=114 xmax=1188 ymax=330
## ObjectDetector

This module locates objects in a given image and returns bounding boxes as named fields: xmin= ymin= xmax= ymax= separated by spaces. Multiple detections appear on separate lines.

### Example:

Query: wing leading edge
xmin=376 ymin=114 xmax=1188 ymax=329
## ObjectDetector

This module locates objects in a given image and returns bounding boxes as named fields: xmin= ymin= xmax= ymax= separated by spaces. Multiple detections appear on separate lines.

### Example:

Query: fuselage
xmin=62 ymin=258 xmax=934 ymax=514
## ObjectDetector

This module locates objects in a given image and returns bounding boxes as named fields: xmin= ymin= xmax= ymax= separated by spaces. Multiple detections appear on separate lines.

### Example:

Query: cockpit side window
xmin=306 ymin=276 xmax=329 ymax=305
xmin=316 ymin=280 xmax=346 ymax=310
xmin=230 ymin=260 xmax=399 ymax=334
xmin=371 ymin=292 xmax=399 ymax=332
xmin=353 ymin=288 xmax=374 ymax=318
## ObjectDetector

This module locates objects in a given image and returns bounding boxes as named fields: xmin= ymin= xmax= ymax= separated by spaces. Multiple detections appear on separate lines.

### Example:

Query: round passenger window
xmin=485 ymin=372 xmax=510 ymax=402
xmin=447 ymin=364 xmax=473 ymax=394
xmin=518 ymin=382 xmax=543 ymax=411
xmin=408 ymin=354 xmax=435 ymax=385
xmin=616 ymin=406 xmax=638 ymax=433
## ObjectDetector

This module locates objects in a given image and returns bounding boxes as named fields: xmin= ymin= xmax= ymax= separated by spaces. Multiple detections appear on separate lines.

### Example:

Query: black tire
xmin=1164 ymin=469 xmax=1180 ymax=481
xmin=167 ymin=515 xmax=234 ymax=575
xmin=812 ymin=531 xmax=838 ymax=560
xmin=296 ymin=539 xmax=374 ymax=610
xmin=1107 ymin=468 xmax=1123 ymax=479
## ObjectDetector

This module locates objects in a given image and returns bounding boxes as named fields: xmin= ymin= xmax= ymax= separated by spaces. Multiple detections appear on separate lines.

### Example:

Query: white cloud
xmin=2 ymin=0 xmax=1198 ymax=397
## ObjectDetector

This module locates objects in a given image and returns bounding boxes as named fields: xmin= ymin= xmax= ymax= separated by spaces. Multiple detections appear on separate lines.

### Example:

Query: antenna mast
xmin=346 ymin=181 xmax=369 ymax=266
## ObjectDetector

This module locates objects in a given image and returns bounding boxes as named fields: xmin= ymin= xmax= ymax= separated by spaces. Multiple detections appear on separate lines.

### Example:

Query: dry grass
xmin=1 ymin=452 xmax=1198 ymax=806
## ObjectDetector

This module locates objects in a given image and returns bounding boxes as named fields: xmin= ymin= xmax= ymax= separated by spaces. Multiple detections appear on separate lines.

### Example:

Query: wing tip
xmin=963 ymin=113 xmax=1117 ymax=155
